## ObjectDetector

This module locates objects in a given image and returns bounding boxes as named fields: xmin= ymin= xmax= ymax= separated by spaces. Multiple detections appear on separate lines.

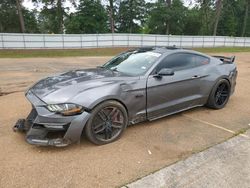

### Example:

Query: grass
xmin=0 ymin=47 xmax=131 ymax=58
xmin=0 ymin=47 xmax=250 ymax=58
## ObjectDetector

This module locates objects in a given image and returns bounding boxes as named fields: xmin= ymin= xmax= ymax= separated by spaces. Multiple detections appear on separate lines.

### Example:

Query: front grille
xmin=23 ymin=108 xmax=38 ymax=131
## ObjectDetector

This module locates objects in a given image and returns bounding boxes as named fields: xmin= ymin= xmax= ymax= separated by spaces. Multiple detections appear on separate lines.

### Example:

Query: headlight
xmin=47 ymin=103 xmax=83 ymax=116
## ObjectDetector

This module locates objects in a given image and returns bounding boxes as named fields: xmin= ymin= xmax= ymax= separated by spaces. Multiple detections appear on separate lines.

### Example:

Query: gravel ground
xmin=0 ymin=52 xmax=249 ymax=188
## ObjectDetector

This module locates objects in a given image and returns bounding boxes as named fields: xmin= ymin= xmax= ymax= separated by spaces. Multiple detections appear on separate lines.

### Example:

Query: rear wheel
xmin=85 ymin=100 xmax=128 ymax=145
xmin=206 ymin=79 xmax=231 ymax=109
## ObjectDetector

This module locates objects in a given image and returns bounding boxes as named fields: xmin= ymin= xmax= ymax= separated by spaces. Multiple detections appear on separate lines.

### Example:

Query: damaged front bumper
xmin=13 ymin=91 xmax=91 ymax=147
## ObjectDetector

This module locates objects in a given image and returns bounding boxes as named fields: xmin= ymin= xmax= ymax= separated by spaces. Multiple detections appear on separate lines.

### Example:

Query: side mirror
xmin=154 ymin=68 xmax=174 ymax=78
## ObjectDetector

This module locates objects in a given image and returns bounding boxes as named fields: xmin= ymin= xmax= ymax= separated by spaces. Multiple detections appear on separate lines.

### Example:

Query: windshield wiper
xmin=96 ymin=65 xmax=105 ymax=68
xmin=97 ymin=66 xmax=119 ymax=73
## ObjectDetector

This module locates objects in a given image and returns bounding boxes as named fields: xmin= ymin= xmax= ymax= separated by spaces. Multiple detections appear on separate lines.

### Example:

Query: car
xmin=13 ymin=47 xmax=237 ymax=147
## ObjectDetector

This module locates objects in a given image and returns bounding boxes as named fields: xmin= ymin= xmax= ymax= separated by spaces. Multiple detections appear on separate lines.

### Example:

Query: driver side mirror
xmin=154 ymin=68 xmax=174 ymax=78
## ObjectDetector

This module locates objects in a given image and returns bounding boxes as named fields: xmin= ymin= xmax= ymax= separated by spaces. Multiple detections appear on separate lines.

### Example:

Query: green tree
xmin=0 ymin=0 xmax=19 ymax=32
xmin=38 ymin=5 xmax=66 ymax=33
xmin=0 ymin=0 xmax=39 ymax=33
xmin=34 ymin=0 xmax=76 ymax=33
xmin=146 ymin=1 xmax=168 ymax=34
xmin=146 ymin=0 xmax=186 ymax=35
xmin=168 ymin=0 xmax=186 ymax=34
xmin=116 ymin=0 xmax=146 ymax=33
xmin=217 ymin=0 xmax=240 ymax=36
xmin=1 ymin=0 xmax=249 ymax=36
xmin=65 ymin=0 xmax=108 ymax=34
xmin=184 ymin=7 xmax=202 ymax=35
xmin=197 ymin=0 xmax=214 ymax=35
xmin=23 ymin=9 xmax=40 ymax=33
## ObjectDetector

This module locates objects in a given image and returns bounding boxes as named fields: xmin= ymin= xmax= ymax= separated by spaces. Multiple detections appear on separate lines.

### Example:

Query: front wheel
xmin=206 ymin=79 xmax=231 ymax=109
xmin=85 ymin=100 xmax=128 ymax=145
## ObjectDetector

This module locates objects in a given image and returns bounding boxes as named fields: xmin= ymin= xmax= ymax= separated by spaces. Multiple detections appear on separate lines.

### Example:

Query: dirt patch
xmin=0 ymin=56 xmax=110 ymax=94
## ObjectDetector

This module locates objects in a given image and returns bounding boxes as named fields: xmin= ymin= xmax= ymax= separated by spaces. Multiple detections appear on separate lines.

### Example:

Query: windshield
xmin=102 ymin=51 xmax=161 ymax=76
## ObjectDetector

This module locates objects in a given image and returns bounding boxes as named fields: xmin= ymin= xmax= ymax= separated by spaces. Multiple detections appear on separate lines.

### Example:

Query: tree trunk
xmin=57 ymin=0 xmax=64 ymax=34
xmin=213 ymin=0 xmax=223 ymax=36
xmin=16 ymin=0 xmax=25 ymax=33
xmin=0 ymin=22 xmax=3 ymax=33
xmin=129 ymin=0 xmax=133 ymax=33
xmin=202 ymin=0 xmax=209 ymax=35
xmin=166 ymin=0 xmax=171 ymax=6
xmin=165 ymin=0 xmax=171 ymax=35
xmin=109 ymin=0 xmax=115 ymax=33
xmin=242 ymin=0 xmax=249 ymax=37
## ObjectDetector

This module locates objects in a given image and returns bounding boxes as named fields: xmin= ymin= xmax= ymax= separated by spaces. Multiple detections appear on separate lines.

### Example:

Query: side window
xmin=195 ymin=55 xmax=210 ymax=66
xmin=155 ymin=53 xmax=209 ymax=73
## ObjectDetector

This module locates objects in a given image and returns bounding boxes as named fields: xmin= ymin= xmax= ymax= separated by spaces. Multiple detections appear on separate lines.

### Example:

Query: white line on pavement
xmin=183 ymin=115 xmax=249 ymax=139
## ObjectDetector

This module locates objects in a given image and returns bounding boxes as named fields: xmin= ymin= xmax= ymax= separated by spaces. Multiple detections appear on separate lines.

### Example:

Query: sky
xmin=23 ymin=0 xmax=195 ymax=12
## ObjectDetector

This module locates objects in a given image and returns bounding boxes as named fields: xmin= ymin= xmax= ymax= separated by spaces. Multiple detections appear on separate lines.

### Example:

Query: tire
xmin=85 ymin=100 xmax=128 ymax=145
xmin=206 ymin=79 xmax=231 ymax=109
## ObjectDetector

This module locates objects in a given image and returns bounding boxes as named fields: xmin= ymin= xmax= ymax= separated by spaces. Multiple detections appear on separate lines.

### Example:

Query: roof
xmin=137 ymin=46 xmax=212 ymax=58
xmin=135 ymin=46 xmax=182 ymax=53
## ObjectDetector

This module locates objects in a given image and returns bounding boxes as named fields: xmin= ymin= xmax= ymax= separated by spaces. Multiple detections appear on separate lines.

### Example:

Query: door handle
xmin=191 ymin=75 xmax=200 ymax=79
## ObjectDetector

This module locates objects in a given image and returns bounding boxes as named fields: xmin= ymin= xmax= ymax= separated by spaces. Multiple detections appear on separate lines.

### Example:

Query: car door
xmin=146 ymin=52 xmax=210 ymax=120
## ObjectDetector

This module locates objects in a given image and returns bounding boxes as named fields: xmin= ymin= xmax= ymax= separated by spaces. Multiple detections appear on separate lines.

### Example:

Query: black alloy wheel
xmin=214 ymin=82 xmax=230 ymax=106
xmin=206 ymin=79 xmax=231 ymax=109
xmin=85 ymin=100 xmax=128 ymax=145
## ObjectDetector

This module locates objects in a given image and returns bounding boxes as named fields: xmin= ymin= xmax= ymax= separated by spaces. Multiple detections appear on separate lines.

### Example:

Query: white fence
xmin=0 ymin=33 xmax=250 ymax=49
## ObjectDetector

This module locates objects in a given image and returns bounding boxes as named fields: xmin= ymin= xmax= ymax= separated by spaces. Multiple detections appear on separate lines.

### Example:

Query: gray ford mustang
xmin=14 ymin=47 xmax=237 ymax=147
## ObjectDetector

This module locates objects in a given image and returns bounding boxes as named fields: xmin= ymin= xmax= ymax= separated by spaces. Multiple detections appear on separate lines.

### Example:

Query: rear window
xmin=195 ymin=55 xmax=210 ymax=66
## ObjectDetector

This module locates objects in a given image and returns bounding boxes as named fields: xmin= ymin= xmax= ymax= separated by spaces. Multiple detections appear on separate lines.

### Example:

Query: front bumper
xmin=14 ymin=91 xmax=91 ymax=147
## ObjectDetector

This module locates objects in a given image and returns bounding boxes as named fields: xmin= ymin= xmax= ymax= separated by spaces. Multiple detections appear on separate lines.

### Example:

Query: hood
xmin=29 ymin=68 xmax=131 ymax=104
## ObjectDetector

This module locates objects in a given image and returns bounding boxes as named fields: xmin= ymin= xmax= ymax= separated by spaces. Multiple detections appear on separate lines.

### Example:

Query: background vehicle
xmin=14 ymin=47 xmax=237 ymax=146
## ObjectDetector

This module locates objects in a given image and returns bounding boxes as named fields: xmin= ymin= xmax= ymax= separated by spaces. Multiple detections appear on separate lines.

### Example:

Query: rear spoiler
xmin=213 ymin=55 xmax=235 ymax=63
